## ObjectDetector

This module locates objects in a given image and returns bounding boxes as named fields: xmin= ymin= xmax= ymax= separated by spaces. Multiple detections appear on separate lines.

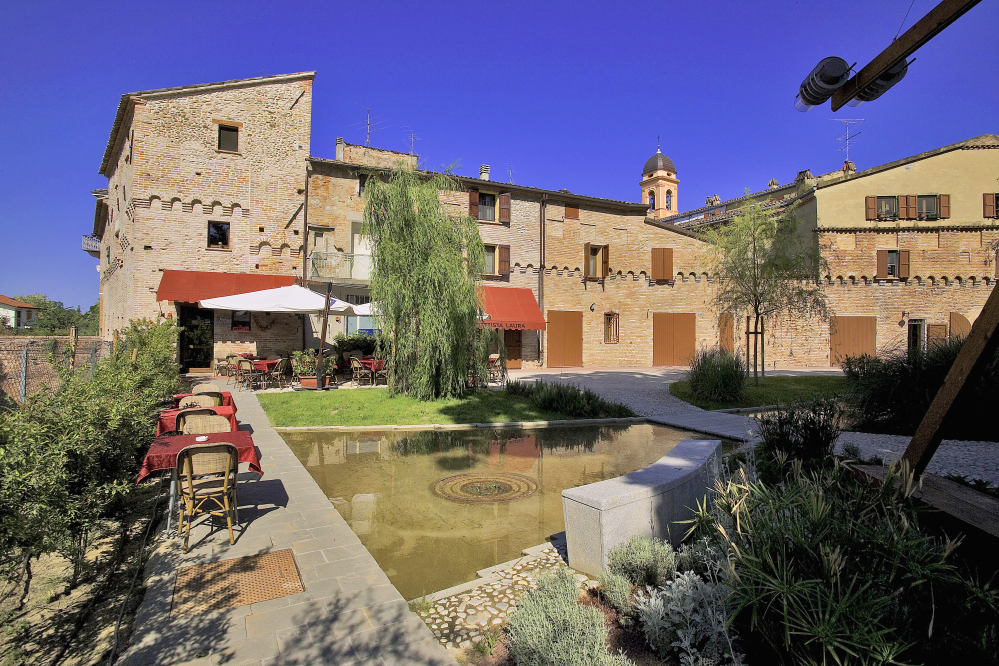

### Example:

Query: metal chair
xmin=175 ymin=443 xmax=239 ymax=552
xmin=179 ymin=394 xmax=216 ymax=409
xmin=223 ymin=354 xmax=240 ymax=384
xmin=351 ymin=358 xmax=373 ymax=387
xmin=174 ymin=407 xmax=218 ymax=434
xmin=266 ymin=358 xmax=291 ymax=389
xmin=193 ymin=383 xmax=222 ymax=394
xmin=237 ymin=359 xmax=264 ymax=390
xmin=182 ymin=414 xmax=233 ymax=435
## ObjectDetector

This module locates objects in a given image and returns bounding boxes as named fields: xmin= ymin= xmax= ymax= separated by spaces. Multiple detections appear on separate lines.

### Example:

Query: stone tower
xmin=639 ymin=148 xmax=679 ymax=220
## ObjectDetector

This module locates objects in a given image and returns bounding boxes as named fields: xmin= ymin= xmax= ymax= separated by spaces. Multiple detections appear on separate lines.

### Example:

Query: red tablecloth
xmin=172 ymin=392 xmax=236 ymax=409
xmin=137 ymin=431 xmax=261 ymax=483
xmin=359 ymin=359 xmax=385 ymax=372
xmin=156 ymin=406 xmax=239 ymax=436
xmin=238 ymin=353 xmax=264 ymax=360
xmin=252 ymin=359 xmax=280 ymax=372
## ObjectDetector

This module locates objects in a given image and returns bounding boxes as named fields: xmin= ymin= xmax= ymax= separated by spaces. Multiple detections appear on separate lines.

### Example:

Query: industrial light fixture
xmin=849 ymin=59 xmax=913 ymax=106
xmin=795 ymin=57 xmax=853 ymax=112
xmin=589 ymin=303 xmax=596 ymax=312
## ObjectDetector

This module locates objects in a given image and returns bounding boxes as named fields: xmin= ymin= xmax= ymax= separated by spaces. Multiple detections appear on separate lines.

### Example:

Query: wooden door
xmin=547 ymin=311 xmax=583 ymax=367
xmin=504 ymin=329 xmax=523 ymax=369
xmin=719 ymin=313 xmax=734 ymax=353
xmin=950 ymin=312 xmax=972 ymax=339
xmin=178 ymin=304 xmax=215 ymax=372
xmin=829 ymin=316 xmax=876 ymax=366
xmin=653 ymin=313 xmax=696 ymax=366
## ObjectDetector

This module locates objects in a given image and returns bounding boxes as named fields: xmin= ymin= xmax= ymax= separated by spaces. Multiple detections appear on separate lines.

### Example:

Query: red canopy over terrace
xmin=156 ymin=270 xmax=297 ymax=303
xmin=478 ymin=286 xmax=546 ymax=331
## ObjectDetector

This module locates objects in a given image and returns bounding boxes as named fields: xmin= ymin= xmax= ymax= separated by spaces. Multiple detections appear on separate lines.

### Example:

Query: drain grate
xmin=431 ymin=472 xmax=539 ymax=503
xmin=171 ymin=548 xmax=303 ymax=616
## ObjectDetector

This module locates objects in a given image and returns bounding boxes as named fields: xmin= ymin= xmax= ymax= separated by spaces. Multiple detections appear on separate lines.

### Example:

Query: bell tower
xmin=640 ymin=146 xmax=679 ymax=220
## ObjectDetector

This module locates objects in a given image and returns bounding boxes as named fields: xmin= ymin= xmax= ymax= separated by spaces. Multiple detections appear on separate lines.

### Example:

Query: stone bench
xmin=561 ymin=439 xmax=722 ymax=577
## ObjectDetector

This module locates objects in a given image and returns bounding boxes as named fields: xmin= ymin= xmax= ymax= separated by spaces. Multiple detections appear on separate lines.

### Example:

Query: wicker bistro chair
xmin=179 ymin=394 xmax=216 ymax=410
xmin=193 ymin=383 xmax=222 ymax=394
xmin=266 ymin=358 xmax=291 ymax=389
xmin=224 ymin=354 xmax=240 ymax=384
xmin=351 ymin=358 xmax=374 ymax=387
xmin=213 ymin=356 xmax=228 ymax=377
xmin=182 ymin=414 xmax=233 ymax=435
xmin=237 ymin=359 xmax=264 ymax=390
xmin=175 ymin=443 xmax=240 ymax=552
xmin=174 ymin=408 xmax=218 ymax=434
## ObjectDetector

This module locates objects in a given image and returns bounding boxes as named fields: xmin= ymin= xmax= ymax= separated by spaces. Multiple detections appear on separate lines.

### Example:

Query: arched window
xmin=665 ymin=189 xmax=672 ymax=210
xmin=648 ymin=190 xmax=656 ymax=211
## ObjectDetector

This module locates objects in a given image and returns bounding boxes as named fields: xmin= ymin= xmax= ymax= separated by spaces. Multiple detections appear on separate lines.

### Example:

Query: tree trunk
xmin=18 ymin=554 xmax=32 ymax=610
xmin=753 ymin=313 xmax=760 ymax=385
xmin=761 ymin=316 xmax=766 ymax=378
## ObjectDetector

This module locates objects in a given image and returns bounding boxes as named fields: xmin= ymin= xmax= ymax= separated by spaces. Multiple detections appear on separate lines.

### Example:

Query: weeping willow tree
xmin=363 ymin=168 xmax=493 ymax=400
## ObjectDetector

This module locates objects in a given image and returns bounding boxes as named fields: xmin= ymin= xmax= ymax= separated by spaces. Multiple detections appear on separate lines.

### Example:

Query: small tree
xmin=704 ymin=195 xmax=828 ymax=382
xmin=363 ymin=168 xmax=487 ymax=400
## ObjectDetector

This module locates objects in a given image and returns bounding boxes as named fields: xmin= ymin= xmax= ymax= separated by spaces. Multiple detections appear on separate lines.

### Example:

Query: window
xmin=565 ymin=203 xmax=579 ymax=219
xmin=876 ymin=249 xmax=909 ymax=279
xmin=346 ymin=294 xmax=371 ymax=305
xmin=208 ymin=221 xmax=230 ymax=249
xmin=886 ymin=250 xmax=899 ymax=277
xmin=651 ymin=248 xmax=673 ymax=281
xmin=483 ymin=245 xmax=496 ymax=274
xmin=479 ymin=193 xmax=496 ymax=221
xmin=217 ymin=125 xmax=239 ymax=152
xmin=665 ymin=189 xmax=672 ymax=211
xmin=584 ymin=243 xmax=608 ymax=279
xmin=309 ymin=226 xmax=332 ymax=253
xmin=481 ymin=244 xmax=511 ymax=275
xmin=358 ymin=174 xmax=368 ymax=197
xmin=876 ymin=196 xmax=897 ymax=219
xmin=231 ymin=310 xmax=251 ymax=332
xmin=917 ymin=195 xmax=938 ymax=219
xmin=604 ymin=313 xmax=619 ymax=343
xmin=985 ymin=193 xmax=998 ymax=218
xmin=648 ymin=190 xmax=656 ymax=211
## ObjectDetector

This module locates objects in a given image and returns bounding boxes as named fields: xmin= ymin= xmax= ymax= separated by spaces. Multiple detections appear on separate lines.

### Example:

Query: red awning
xmin=156 ymin=270 xmax=297 ymax=303
xmin=479 ymin=286 xmax=546 ymax=331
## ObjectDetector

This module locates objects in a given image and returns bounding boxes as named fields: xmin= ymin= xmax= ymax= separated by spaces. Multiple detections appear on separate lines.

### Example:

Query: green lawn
xmin=669 ymin=375 xmax=849 ymax=411
xmin=258 ymin=388 xmax=578 ymax=428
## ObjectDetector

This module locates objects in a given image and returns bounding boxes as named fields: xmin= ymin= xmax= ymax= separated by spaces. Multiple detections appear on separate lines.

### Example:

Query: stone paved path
xmin=119 ymin=386 xmax=456 ymax=666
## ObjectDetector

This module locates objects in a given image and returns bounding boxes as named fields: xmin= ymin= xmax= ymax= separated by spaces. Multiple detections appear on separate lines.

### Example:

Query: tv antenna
xmin=507 ymin=163 xmax=515 ymax=184
xmin=352 ymin=107 xmax=389 ymax=146
xmin=832 ymin=118 xmax=864 ymax=162
xmin=402 ymin=126 xmax=421 ymax=155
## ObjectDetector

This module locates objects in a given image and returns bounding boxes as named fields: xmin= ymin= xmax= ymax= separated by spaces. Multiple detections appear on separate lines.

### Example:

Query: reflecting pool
xmin=281 ymin=424 xmax=701 ymax=599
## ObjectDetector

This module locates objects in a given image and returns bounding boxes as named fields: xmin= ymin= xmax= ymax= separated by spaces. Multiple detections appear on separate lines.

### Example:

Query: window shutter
xmin=498 ymin=245 xmax=511 ymax=274
xmin=469 ymin=190 xmax=479 ymax=219
xmin=583 ymin=243 xmax=591 ymax=277
xmin=906 ymin=195 xmax=917 ymax=220
xmin=664 ymin=248 xmax=673 ymax=279
xmin=498 ymin=193 xmax=511 ymax=224
xmin=985 ymin=193 xmax=997 ymax=218
xmin=927 ymin=324 xmax=948 ymax=349
xmin=938 ymin=194 xmax=950 ymax=218
xmin=565 ymin=204 xmax=579 ymax=219
xmin=896 ymin=195 xmax=906 ymax=219
xmin=651 ymin=248 xmax=673 ymax=281
xmin=876 ymin=250 xmax=888 ymax=279
xmin=898 ymin=250 xmax=910 ymax=278
xmin=601 ymin=245 xmax=609 ymax=278
xmin=865 ymin=196 xmax=876 ymax=220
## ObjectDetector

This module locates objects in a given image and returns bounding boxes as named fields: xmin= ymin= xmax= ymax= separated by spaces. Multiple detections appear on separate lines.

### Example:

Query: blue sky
xmin=1 ymin=0 xmax=996 ymax=309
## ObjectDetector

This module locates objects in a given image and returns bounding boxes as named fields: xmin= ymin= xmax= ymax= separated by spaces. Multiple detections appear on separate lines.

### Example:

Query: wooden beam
xmin=831 ymin=0 xmax=982 ymax=111
xmin=315 ymin=282 xmax=332 ymax=391
xmin=903 ymin=283 xmax=999 ymax=476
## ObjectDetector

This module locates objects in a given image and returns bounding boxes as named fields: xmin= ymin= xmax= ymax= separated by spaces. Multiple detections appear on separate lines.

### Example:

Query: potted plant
xmin=293 ymin=349 xmax=337 ymax=388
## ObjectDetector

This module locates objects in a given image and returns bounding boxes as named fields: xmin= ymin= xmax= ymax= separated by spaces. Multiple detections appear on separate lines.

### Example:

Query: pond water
xmin=282 ymin=424 xmax=705 ymax=600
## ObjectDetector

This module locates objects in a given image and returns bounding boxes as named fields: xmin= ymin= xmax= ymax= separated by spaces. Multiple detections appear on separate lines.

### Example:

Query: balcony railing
xmin=308 ymin=251 xmax=371 ymax=282
xmin=82 ymin=234 xmax=101 ymax=257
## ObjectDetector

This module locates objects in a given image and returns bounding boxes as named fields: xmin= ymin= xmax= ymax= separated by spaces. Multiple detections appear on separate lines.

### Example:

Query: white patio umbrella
xmin=351 ymin=301 xmax=380 ymax=317
xmin=199 ymin=285 xmax=353 ymax=314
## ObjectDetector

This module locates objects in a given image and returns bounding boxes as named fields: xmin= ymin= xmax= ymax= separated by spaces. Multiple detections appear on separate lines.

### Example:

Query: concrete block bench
xmin=561 ymin=439 xmax=722 ymax=577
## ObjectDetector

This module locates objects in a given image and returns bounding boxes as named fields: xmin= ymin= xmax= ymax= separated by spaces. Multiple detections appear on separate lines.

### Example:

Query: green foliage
xmin=685 ymin=348 xmax=745 ymax=403
xmin=696 ymin=459 xmax=997 ymax=665
xmin=755 ymin=398 xmax=841 ymax=485
xmin=841 ymin=339 xmax=999 ymax=440
xmin=0 ymin=318 xmax=179 ymax=594
xmin=507 ymin=567 xmax=633 ymax=666
xmin=703 ymin=195 xmax=828 ymax=380
xmin=408 ymin=596 xmax=433 ymax=614
xmin=8 ymin=295 xmax=99 ymax=336
xmin=505 ymin=380 xmax=636 ymax=419
xmin=607 ymin=536 xmax=676 ymax=588
xmin=363 ymin=169 xmax=486 ymax=400
xmin=669 ymin=374 xmax=848 ymax=411
xmin=598 ymin=570 xmax=634 ymax=622
xmin=291 ymin=349 xmax=337 ymax=376
xmin=330 ymin=332 xmax=379 ymax=361
xmin=635 ymin=571 xmax=744 ymax=665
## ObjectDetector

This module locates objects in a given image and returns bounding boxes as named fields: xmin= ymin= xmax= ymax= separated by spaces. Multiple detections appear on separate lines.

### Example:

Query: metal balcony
xmin=82 ymin=234 xmax=101 ymax=257
xmin=308 ymin=251 xmax=371 ymax=283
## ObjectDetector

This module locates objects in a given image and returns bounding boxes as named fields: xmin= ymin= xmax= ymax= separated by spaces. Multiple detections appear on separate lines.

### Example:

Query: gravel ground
xmin=836 ymin=431 xmax=999 ymax=486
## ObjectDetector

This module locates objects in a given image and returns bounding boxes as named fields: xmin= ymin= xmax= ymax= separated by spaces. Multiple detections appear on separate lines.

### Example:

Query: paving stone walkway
xmin=119 ymin=385 xmax=456 ymax=666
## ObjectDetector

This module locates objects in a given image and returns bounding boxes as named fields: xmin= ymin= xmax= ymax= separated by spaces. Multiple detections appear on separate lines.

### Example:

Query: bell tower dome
xmin=640 ymin=146 xmax=679 ymax=220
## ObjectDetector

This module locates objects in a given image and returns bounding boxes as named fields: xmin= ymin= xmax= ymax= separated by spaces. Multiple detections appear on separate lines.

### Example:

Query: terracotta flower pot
xmin=300 ymin=376 xmax=333 ymax=388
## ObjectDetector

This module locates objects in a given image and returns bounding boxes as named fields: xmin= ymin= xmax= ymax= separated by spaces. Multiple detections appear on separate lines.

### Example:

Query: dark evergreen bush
xmin=756 ymin=398 xmax=841 ymax=485
xmin=505 ymin=380 xmax=635 ymax=419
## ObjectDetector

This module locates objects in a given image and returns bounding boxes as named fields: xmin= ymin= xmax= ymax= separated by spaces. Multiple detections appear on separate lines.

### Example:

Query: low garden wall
xmin=561 ymin=438 xmax=722 ymax=577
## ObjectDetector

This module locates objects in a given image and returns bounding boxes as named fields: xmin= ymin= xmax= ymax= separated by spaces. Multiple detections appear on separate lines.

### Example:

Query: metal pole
xmin=761 ymin=317 xmax=765 ymax=378
xmin=745 ymin=316 xmax=751 ymax=378
xmin=20 ymin=348 xmax=27 ymax=402
xmin=316 ymin=282 xmax=333 ymax=391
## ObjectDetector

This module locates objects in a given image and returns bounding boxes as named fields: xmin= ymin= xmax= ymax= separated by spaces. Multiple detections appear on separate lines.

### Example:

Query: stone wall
xmin=212 ymin=311 xmax=304 ymax=360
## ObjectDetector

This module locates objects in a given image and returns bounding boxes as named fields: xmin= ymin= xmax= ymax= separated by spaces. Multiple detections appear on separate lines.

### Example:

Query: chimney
xmin=336 ymin=137 xmax=345 ymax=161
xmin=479 ymin=164 xmax=490 ymax=181
xmin=842 ymin=159 xmax=856 ymax=174
xmin=768 ymin=178 xmax=780 ymax=190
xmin=712 ymin=194 xmax=721 ymax=205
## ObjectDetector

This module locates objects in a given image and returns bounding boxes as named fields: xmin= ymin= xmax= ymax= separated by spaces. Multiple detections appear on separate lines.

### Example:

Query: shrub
xmin=598 ymin=570 xmax=634 ymax=622
xmin=755 ymin=397 xmax=841 ymax=485
xmin=505 ymin=380 xmax=635 ymax=419
xmin=685 ymin=348 xmax=746 ymax=403
xmin=506 ymin=567 xmax=633 ymax=666
xmin=635 ymin=571 xmax=744 ymax=666
xmin=607 ymin=536 xmax=676 ymax=588
xmin=330 ymin=331 xmax=379 ymax=361
xmin=841 ymin=339 xmax=999 ymax=440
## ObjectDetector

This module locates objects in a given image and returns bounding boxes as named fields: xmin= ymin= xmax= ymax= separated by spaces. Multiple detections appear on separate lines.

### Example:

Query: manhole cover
xmin=431 ymin=472 xmax=538 ymax=503
xmin=171 ymin=548 xmax=303 ymax=616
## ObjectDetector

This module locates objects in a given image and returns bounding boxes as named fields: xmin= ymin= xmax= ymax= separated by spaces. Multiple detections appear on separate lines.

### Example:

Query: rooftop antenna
xmin=832 ymin=118 xmax=864 ymax=162
xmin=657 ymin=135 xmax=660 ymax=151
xmin=352 ymin=106 xmax=389 ymax=146
xmin=507 ymin=163 xmax=515 ymax=184
xmin=402 ymin=126 xmax=421 ymax=155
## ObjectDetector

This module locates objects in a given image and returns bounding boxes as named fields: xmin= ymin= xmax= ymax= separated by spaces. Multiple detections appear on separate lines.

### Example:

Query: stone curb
xmin=275 ymin=417 xmax=648 ymax=432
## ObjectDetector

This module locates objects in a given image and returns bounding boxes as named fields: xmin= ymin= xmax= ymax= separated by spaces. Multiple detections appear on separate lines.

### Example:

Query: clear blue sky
xmin=1 ymin=0 xmax=996 ymax=310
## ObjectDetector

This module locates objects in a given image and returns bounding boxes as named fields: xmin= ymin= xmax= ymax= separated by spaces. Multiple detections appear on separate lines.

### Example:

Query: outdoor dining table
xmin=172 ymin=391 xmax=236 ymax=409
xmin=155 ymin=405 xmax=239 ymax=436
xmin=251 ymin=359 xmax=280 ymax=373
xmin=238 ymin=353 xmax=265 ymax=361
xmin=137 ymin=430 xmax=261 ymax=532
xmin=359 ymin=358 xmax=385 ymax=372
